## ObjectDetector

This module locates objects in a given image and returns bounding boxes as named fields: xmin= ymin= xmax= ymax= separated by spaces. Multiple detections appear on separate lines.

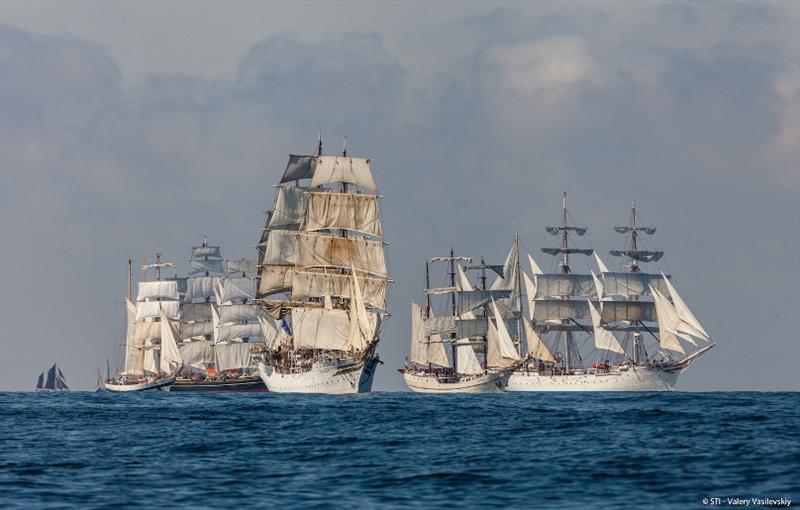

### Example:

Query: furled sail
xmin=309 ymin=156 xmax=377 ymax=191
xmin=608 ymin=250 xmax=664 ymax=263
xmin=296 ymin=232 xmax=387 ymax=277
xmin=545 ymin=226 xmax=587 ymax=236
xmin=541 ymin=247 xmax=594 ymax=256
xmin=137 ymin=281 xmax=179 ymax=301
xmin=269 ymin=186 xmax=308 ymax=229
xmin=303 ymin=192 xmax=383 ymax=237
xmin=533 ymin=274 xmax=596 ymax=299
xmin=522 ymin=317 xmax=556 ymax=362
xmin=291 ymin=270 xmax=387 ymax=309
xmin=614 ymin=226 xmax=656 ymax=235
xmin=588 ymin=301 xmax=625 ymax=354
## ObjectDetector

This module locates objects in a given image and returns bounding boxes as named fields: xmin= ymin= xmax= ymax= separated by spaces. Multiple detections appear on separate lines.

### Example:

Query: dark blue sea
xmin=1 ymin=392 xmax=798 ymax=509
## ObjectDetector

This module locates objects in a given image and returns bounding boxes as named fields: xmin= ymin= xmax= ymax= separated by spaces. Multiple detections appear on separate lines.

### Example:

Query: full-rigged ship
xmin=105 ymin=257 xmax=181 ymax=392
xmin=400 ymin=244 xmax=525 ymax=393
xmin=506 ymin=195 xmax=713 ymax=392
xmin=170 ymin=242 xmax=265 ymax=392
xmin=255 ymin=140 xmax=389 ymax=394
xmin=35 ymin=364 xmax=69 ymax=392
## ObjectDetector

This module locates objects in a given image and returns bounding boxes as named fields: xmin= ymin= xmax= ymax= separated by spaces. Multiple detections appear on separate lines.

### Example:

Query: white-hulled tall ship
xmin=255 ymin=139 xmax=389 ymax=394
xmin=400 ymin=243 xmax=525 ymax=393
xmin=170 ymin=241 xmax=266 ymax=392
xmin=105 ymin=256 xmax=181 ymax=392
xmin=506 ymin=195 xmax=713 ymax=392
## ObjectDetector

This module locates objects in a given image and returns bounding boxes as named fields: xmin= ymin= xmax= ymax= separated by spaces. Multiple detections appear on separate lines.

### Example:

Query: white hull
xmin=258 ymin=358 xmax=378 ymax=394
xmin=104 ymin=377 xmax=176 ymax=392
xmin=403 ymin=370 xmax=512 ymax=393
xmin=506 ymin=366 xmax=680 ymax=392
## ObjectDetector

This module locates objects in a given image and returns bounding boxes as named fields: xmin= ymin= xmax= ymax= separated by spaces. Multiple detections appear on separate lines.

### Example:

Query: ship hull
xmin=506 ymin=366 xmax=680 ymax=392
xmin=402 ymin=370 xmax=512 ymax=393
xmin=105 ymin=377 xmax=176 ymax=392
xmin=168 ymin=375 xmax=266 ymax=392
xmin=258 ymin=357 xmax=378 ymax=394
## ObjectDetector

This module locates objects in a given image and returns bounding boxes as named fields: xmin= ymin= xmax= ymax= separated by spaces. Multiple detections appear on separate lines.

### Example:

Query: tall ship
xmin=170 ymin=241 xmax=266 ymax=392
xmin=506 ymin=195 xmax=714 ymax=392
xmin=35 ymin=364 xmax=69 ymax=392
xmin=400 ymin=244 xmax=524 ymax=393
xmin=255 ymin=140 xmax=389 ymax=393
xmin=105 ymin=257 xmax=181 ymax=392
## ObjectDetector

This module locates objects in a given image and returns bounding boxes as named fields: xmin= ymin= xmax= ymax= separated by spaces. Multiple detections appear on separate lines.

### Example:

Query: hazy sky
xmin=1 ymin=1 xmax=798 ymax=391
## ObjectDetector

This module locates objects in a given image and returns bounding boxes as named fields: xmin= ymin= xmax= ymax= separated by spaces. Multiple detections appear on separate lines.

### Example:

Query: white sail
xmin=652 ymin=287 xmax=687 ymax=355
xmin=533 ymin=299 xmax=592 ymax=322
xmin=291 ymin=270 xmax=387 ymax=309
xmin=216 ymin=277 xmax=256 ymax=304
xmin=600 ymin=301 xmax=657 ymax=323
xmin=602 ymin=272 xmax=669 ymax=298
xmin=523 ymin=316 xmax=556 ymax=362
xmin=528 ymin=253 xmax=544 ymax=275
xmin=226 ymin=258 xmax=258 ymax=275
xmin=523 ymin=272 xmax=537 ymax=321
xmin=280 ymin=154 xmax=316 ymax=183
xmin=490 ymin=299 xmax=520 ymax=364
xmin=456 ymin=341 xmax=484 ymax=375
xmin=291 ymin=307 xmax=351 ymax=351
xmin=215 ymin=323 xmax=263 ymax=344
xmin=662 ymin=273 xmax=709 ymax=340
xmin=192 ymin=245 xmax=221 ymax=259
xmin=190 ymin=258 xmax=225 ymax=277
xmin=218 ymin=304 xmax=261 ymax=324
xmin=588 ymin=301 xmax=625 ymax=354
xmin=180 ymin=321 xmax=213 ymax=341
xmin=215 ymin=343 xmax=252 ymax=371
xmin=297 ymin=232 xmax=387 ymax=277
xmin=347 ymin=269 xmax=376 ymax=351
xmin=179 ymin=340 xmax=214 ymax=370
xmin=591 ymin=270 xmax=605 ymax=300
xmin=309 ymin=156 xmax=377 ymax=191
xmin=142 ymin=339 xmax=159 ymax=375
xmin=136 ymin=301 xmax=180 ymax=321
xmin=593 ymin=251 xmax=610 ymax=273
xmin=269 ymin=186 xmax=308 ymax=229
xmin=486 ymin=319 xmax=518 ymax=368
xmin=491 ymin=241 xmax=519 ymax=292
xmin=262 ymin=230 xmax=298 ymax=266
xmin=181 ymin=303 xmax=213 ymax=323
xmin=159 ymin=312 xmax=183 ymax=374
xmin=258 ymin=315 xmax=280 ymax=349
xmin=123 ymin=298 xmax=144 ymax=376
xmin=185 ymin=276 xmax=218 ymax=303
xmin=258 ymin=265 xmax=294 ymax=296
xmin=457 ymin=264 xmax=474 ymax=292
xmin=132 ymin=320 xmax=161 ymax=345
xmin=303 ymin=192 xmax=383 ymax=237
xmin=137 ymin=281 xmax=179 ymax=301
xmin=533 ymin=274 xmax=596 ymax=299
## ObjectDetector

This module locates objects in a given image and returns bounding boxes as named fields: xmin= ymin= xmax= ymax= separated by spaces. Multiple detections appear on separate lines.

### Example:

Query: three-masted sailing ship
xmin=35 ymin=364 xmax=69 ymax=392
xmin=255 ymin=141 xmax=389 ymax=393
xmin=506 ymin=195 xmax=713 ymax=392
xmin=170 ymin=241 xmax=265 ymax=391
xmin=105 ymin=256 xmax=181 ymax=392
xmin=400 ymin=243 xmax=525 ymax=393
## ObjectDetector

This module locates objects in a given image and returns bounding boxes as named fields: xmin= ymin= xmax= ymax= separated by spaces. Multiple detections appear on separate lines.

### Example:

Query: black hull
xmin=170 ymin=376 xmax=266 ymax=392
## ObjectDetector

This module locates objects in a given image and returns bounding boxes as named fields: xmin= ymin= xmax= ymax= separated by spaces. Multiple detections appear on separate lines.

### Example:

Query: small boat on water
xmin=35 ymin=364 xmax=69 ymax=392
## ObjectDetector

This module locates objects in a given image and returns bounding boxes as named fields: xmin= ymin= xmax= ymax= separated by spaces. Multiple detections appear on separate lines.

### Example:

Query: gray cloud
xmin=1 ymin=2 xmax=797 ymax=391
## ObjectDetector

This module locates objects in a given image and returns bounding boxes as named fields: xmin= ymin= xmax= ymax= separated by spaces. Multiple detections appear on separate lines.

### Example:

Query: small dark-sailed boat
xmin=35 ymin=364 xmax=69 ymax=392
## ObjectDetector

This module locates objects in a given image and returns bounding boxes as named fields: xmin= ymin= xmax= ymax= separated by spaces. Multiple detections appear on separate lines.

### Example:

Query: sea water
xmin=1 ymin=392 xmax=798 ymax=509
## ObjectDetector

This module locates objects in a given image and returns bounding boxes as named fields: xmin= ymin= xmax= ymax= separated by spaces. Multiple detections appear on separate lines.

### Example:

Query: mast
xmin=425 ymin=260 xmax=431 ymax=316
xmin=127 ymin=260 xmax=132 ymax=301
xmin=449 ymin=245 xmax=458 ymax=374
xmin=514 ymin=226 xmax=523 ymax=353
xmin=561 ymin=193 xmax=569 ymax=274
xmin=155 ymin=253 xmax=162 ymax=281
xmin=630 ymin=201 xmax=639 ymax=273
